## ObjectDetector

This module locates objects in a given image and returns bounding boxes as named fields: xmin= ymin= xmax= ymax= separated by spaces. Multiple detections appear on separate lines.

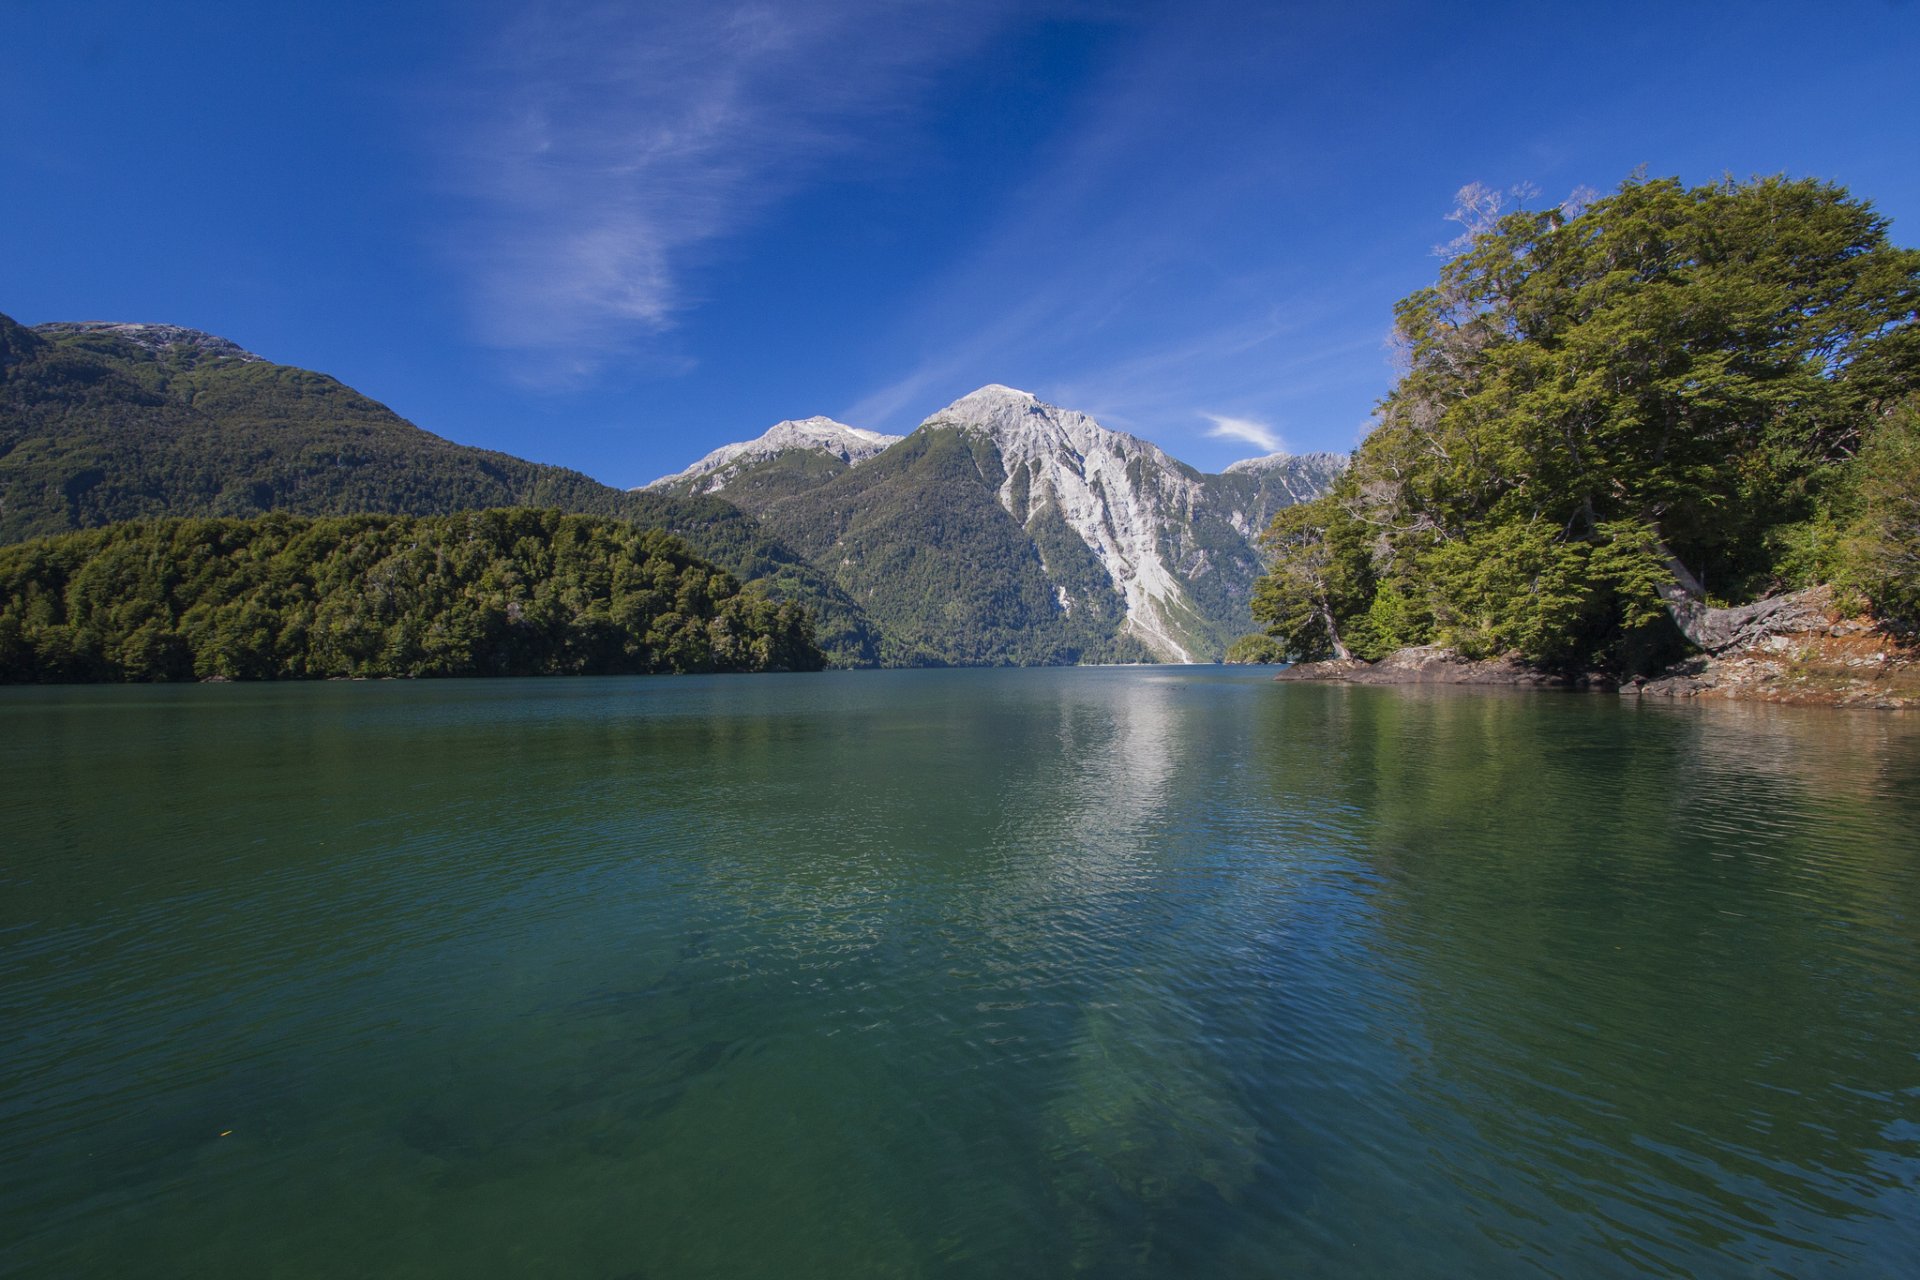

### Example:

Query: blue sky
xmin=5 ymin=0 xmax=1917 ymax=486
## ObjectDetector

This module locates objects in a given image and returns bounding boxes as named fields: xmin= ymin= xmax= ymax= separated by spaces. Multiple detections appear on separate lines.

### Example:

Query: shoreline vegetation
xmin=0 ymin=510 xmax=826 ymax=683
xmin=1274 ymin=585 xmax=1917 ymax=709
xmin=1246 ymin=175 xmax=1920 ymax=709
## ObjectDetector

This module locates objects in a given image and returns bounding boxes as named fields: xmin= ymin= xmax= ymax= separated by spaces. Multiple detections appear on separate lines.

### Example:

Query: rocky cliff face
xmin=924 ymin=386 xmax=1216 ymax=660
xmin=33 ymin=321 xmax=264 ymax=364
xmin=919 ymin=386 xmax=1346 ymax=661
xmin=1209 ymin=450 xmax=1351 ymax=536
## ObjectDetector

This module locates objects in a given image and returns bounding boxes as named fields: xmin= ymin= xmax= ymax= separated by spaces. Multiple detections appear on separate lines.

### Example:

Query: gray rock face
xmin=33 ymin=322 xmax=263 ymax=363
xmin=925 ymin=385 xmax=1213 ymax=660
xmin=1659 ymin=586 xmax=1830 ymax=654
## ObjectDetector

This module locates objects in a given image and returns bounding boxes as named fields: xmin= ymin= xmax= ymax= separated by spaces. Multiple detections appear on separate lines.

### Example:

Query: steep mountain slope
xmin=1207 ymin=450 xmax=1353 ymax=533
xmin=0 ymin=313 xmax=880 ymax=664
xmin=684 ymin=386 xmax=1344 ymax=662
xmin=732 ymin=426 xmax=1152 ymax=665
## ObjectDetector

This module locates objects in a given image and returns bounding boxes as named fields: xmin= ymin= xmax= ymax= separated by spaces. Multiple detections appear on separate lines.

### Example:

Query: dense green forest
xmin=1253 ymin=175 xmax=1920 ymax=670
xmin=0 ymin=509 xmax=824 ymax=682
xmin=0 ymin=316 xmax=881 ymax=665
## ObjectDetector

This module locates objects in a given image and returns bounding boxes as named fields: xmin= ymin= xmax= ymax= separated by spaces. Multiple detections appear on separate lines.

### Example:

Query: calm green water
xmin=3 ymin=669 xmax=1918 ymax=1277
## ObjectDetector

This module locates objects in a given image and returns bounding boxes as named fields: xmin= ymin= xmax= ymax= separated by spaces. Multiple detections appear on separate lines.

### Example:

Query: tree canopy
xmin=0 ymin=509 xmax=825 ymax=682
xmin=1254 ymin=174 xmax=1920 ymax=668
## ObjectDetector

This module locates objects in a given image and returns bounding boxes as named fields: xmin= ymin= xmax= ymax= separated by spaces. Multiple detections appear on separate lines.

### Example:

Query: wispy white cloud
xmin=443 ymin=0 xmax=1021 ymax=383
xmin=832 ymin=6 xmax=1410 ymax=457
xmin=1201 ymin=413 xmax=1284 ymax=454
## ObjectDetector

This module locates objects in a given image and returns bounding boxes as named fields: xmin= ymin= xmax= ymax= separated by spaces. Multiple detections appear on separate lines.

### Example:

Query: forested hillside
xmin=0 ymin=509 xmax=823 ymax=682
xmin=1253 ymin=175 xmax=1920 ymax=671
xmin=0 ymin=316 xmax=880 ymax=664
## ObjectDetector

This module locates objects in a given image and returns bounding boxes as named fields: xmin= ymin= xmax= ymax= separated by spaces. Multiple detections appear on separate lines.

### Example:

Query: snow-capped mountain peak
xmin=643 ymin=416 xmax=902 ymax=493
xmin=639 ymin=385 xmax=1344 ymax=664
xmin=1222 ymin=449 xmax=1346 ymax=475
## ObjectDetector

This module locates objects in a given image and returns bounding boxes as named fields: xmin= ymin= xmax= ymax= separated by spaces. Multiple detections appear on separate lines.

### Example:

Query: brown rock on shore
xmin=1275 ymin=645 xmax=1610 ymax=689
xmin=1275 ymin=589 xmax=1917 ymax=708
xmin=1624 ymin=591 xmax=1917 ymax=708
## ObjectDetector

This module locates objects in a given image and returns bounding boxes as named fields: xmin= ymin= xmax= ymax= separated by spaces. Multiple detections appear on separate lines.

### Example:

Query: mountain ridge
xmin=3 ymin=309 xmax=1343 ymax=665
xmin=649 ymin=383 xmax=1346 ymax=662
xmin=0 ymin=311 xmax=882 ymax=664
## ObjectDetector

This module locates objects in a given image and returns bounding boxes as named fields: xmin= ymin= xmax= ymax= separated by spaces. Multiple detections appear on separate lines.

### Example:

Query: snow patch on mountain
xmin=1223 ymin=449 xmax=1347 ymax=477
xmin=644 ymin=416 xmax=902 ymax=493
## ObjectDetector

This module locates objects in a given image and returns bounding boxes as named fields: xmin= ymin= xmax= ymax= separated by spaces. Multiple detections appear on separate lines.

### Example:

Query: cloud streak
xmin=444 ymin=0 xmax=1019 ymax=382
xmin=1202 ymin=413 xmax=1284 ymax=454
xmin=832 ymin=4 xmax=1411 ymax=461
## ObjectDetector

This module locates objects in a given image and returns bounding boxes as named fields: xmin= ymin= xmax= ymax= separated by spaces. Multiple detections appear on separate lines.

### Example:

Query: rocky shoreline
xmin=1275 ymin=646 xmax=1610 ymax=689
xmin=1275 ymin=589 xmax=1917 ymax=709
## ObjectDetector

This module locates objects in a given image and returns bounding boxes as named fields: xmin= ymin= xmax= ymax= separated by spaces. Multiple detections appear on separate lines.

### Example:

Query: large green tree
xmin=1254 ymin=174 xmax=1920 ymax=669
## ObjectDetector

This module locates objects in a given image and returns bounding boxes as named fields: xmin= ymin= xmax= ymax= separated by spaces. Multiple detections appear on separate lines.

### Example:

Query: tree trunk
xmin=1321 ymin=604 xmax=1352 ymax=661
xmin=1654 ymin=542 xmax=1823 ymax=653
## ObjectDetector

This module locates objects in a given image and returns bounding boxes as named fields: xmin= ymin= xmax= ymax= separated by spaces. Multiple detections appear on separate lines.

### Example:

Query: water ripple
xmin=2 ymin=673 xmax=1917 ymax=1276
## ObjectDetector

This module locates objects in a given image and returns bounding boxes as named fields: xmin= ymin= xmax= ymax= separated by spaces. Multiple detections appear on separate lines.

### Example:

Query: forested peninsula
xmin=1250 ymin=175 xmax=1920 ymax=703
xmin=0 ymin=510 xmax=824 ymax=682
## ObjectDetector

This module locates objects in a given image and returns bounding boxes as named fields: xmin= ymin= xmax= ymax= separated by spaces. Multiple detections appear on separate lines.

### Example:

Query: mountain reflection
xmin=5 ymin=673 xmax=1916 ymax=1277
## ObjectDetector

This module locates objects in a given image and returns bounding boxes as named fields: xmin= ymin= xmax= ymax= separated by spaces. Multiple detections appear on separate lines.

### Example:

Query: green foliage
xmin=0 ymin=316 xmax=881 ymax=666
xmin=1836 ymin=397 xmax=1920 ymax=625
xmin=0 ymin=510 xmax=824 ymax=683
xmin=1222 ymin=633 xmax=1286 ymax=663
xmin=1422 ymin=522 xmax=1595 ymax=661
xmin=1250 ymin=498 xmax=1372 ymax=661
xmin=1251 ymin=174 xmax=1920 ymax=672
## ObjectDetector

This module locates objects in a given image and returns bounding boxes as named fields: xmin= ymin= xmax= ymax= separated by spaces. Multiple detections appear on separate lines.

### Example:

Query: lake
xmin=3 ymin=668 xmax=1917 ymax=1277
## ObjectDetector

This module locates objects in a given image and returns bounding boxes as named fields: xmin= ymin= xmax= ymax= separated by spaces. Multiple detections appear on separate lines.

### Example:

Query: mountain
xmin=2 ymin=309 xmax=1343 ymax=667
xmin=646 ymin=416 xmax=903 ymax=494
xmin=658 ymin=385 xmax=1344 ymax=663
xmin=0 ymin=312 xmax=880 ymax=664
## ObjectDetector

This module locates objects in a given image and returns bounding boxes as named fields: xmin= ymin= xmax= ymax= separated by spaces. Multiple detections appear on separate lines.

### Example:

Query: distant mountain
xmin=0 ymin=312 xmax=880 ymax=664
xmin=646 ymin=416 xmax=903 ymax=494
xmin=2 ymin=308 xmax=1344 ymax=667
xmin=655 ymin=385 xmax=1344 ymax=663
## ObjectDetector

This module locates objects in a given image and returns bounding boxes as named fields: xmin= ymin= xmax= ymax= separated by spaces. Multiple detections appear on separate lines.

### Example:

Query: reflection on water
xmin=2 ymin=672 xmax=1917 ymax=1277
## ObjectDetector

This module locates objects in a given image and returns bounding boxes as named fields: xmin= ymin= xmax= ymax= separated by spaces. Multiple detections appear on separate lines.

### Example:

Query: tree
xmin=1250 ymin=499 xmax=1369 ymax=660
xmin=1838 ymin=396 xmax=1920 ymax=626
xmin=1253 ymin=173 xmax=1920 ymax=672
